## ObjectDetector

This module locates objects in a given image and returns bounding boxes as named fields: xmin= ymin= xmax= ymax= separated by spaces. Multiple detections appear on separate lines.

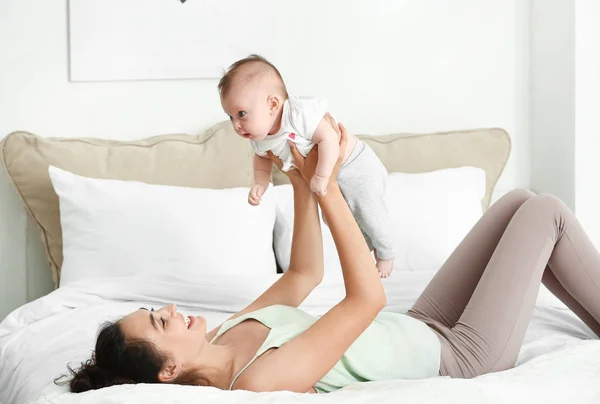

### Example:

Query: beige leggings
xmin=407 ymin=189 xmax=600 ymax=378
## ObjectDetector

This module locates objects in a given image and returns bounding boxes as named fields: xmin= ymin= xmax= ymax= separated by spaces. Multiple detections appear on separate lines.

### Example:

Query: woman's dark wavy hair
xmin=56 ymin=320 xmax=212 ymax=392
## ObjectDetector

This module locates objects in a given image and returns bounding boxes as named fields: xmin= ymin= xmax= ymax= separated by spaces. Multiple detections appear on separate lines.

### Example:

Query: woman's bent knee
xmin=504 ymin=189 xmax=536 ymax=201
xmin=493 ymin=189 xmax=536 ymax=208
xmin=525 ymin=193 xmax=569 ymax=214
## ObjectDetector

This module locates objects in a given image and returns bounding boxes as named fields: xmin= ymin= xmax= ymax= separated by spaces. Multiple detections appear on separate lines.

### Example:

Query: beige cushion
xmin=1 ymin=121 xmax=510 ymax=287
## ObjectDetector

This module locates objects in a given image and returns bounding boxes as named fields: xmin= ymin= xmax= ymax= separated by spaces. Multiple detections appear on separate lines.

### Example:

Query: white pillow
xmin=273 ymin=166 xmax=485 ymax=277
xmin=49 ymin=166 xmax=277 ymax=287
xmin=386 ymin=167 xmax=485 ymax=271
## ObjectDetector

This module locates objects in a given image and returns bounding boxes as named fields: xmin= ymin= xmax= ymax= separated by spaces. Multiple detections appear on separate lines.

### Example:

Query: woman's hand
xmin=266 ymin=152 xmax=304 ymax=183
xmin=289 ymin=113 xmax=349 ymax=186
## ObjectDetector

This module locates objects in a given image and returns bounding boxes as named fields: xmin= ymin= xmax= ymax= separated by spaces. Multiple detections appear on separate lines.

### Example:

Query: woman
xmin=67 ymin=117 xmax=600 ymax=394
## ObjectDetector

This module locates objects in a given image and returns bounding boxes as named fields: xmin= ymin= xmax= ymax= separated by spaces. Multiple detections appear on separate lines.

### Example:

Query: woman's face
xmin=119 ymin=304 xmax=208 ymax=367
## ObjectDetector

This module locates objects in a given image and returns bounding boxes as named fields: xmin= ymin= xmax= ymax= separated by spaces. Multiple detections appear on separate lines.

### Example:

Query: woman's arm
xmin=206 ymin=146 xmax=325 ymax=341
xmin=237 ymin=122 xmax=386 ymax=393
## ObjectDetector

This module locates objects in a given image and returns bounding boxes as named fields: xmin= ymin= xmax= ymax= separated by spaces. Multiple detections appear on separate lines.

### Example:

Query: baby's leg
xmin=337 ymin=142 xmax=395 ymax=278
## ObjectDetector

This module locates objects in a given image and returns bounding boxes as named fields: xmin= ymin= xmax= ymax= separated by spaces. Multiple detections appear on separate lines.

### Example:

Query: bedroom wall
xmin=530 ymin=0 xmax=600 ymax=246
xmin=530 ymin=0 xmax=575 ymax=209
xmin=574 ymin=1 xmax=600 ymax=248
xmin=0 ymin=0 xmax=531 ymax=320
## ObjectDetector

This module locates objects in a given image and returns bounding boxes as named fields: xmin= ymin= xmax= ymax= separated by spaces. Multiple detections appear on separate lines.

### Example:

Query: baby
xmin=218 ymin=54 xmax=395 ymax=278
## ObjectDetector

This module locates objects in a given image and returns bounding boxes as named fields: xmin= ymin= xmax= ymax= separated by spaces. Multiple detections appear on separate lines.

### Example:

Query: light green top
xmin=210 ymin=305 xmax=441 ymax=393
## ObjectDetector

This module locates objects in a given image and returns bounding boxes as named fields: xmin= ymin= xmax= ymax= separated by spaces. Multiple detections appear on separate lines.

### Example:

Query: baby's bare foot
xmin=375 ymin=255 xmax=394 ymax=279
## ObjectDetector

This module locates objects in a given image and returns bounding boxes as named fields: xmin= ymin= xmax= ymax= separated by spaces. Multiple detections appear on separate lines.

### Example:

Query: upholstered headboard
xmin=273 ymin=129 xmax=510 ymax=211
xmin=1 ymin=120 xmax=510 ymax=287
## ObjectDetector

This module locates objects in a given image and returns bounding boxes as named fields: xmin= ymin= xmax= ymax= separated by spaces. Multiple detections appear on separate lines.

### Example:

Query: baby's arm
xmin=253 ymin=153 xmax=272 ymax=187
xmin=249 ymin=154 xmax=273 ymax=206
xmin=309 ymin=117 xmax=340 ymax=195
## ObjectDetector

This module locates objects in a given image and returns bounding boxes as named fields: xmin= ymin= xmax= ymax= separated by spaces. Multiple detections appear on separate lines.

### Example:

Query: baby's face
xmin=221 ymin=87 xmax=273 ymax=142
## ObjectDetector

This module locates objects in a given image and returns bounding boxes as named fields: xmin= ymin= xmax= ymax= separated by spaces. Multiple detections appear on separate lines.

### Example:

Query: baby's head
xmin=219 ymin=55 xmax=288 ymax=141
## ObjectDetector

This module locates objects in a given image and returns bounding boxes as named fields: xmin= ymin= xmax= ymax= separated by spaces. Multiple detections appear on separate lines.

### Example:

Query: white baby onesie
xmin=250 ymin=96 xmax=329 ymax=171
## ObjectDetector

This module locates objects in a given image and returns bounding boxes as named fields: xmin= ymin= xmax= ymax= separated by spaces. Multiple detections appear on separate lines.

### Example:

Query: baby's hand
xmin=248 ymin=184 xmax=267 ymax=206
xmin=310 ymin=175 xmax=329 ymax=197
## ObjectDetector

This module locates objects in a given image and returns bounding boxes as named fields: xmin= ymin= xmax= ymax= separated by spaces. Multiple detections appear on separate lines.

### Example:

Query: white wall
xmin=574 ymin=0 xmax=600 ymax=247
xmin=530 ymin=0 xmax=600 ymax=246
xmin=0 ymin=0 xmax=531 ymax=319
xmin=530 ymin=0 xmax=575 ymax=209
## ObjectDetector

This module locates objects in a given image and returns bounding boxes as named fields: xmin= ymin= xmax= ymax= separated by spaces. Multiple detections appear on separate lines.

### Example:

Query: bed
xmin=1 ymin=121 xmax=599 ymax=404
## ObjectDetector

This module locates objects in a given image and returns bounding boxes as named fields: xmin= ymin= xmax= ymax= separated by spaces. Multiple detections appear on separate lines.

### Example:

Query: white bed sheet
xmin=1 ymin=273 xmax=599 ymax=404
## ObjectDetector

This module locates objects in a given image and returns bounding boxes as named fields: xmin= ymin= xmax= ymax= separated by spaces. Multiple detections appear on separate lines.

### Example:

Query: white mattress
xmin=1 ymin=272 xmax=599 ymax=404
